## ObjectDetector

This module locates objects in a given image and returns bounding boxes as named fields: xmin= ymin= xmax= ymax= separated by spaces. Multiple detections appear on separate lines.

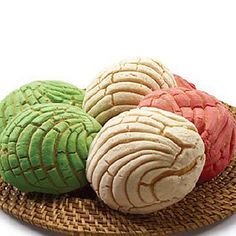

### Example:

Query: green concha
xmin=0 ymin=103 xmax=101 ymax=194
xmin=0 ymin=80 xmax=85 ymax=134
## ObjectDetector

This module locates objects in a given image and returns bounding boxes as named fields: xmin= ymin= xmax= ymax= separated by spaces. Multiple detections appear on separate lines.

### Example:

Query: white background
xmin=0 ymin=0 xmax=236 ymax=235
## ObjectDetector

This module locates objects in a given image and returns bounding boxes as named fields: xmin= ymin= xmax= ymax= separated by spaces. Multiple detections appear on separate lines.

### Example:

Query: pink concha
xmin=139 ymin=88 xmax=236 ymax=183
xmin=174 ymin=74 xmax=196 ymax=89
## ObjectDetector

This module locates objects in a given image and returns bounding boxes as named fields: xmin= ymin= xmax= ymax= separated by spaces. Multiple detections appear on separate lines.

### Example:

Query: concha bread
xmin=0 ymin=103 xmax=101 ymax=194
xmin=0 ymin=80 xmax=85 ymax=134
xmin=83 ymin=58 xmax=176 ymax=125
xmin=139 ymin=88 xmax=236 ymax=182
xmin=86 ymin=107 xmax=205 ymax=214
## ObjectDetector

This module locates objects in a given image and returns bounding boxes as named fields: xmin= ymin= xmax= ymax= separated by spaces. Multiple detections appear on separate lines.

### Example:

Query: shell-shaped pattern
xmin=174 ymin=74 xmax=196 ymax=89
xmin=139 ymin=88 xmax=236 ymax=182
xmin=83 ymin=58 xmax=176 ymax=125
xmin=0 ymin=104 xmax=101 ymax=194
xmin=86 ymin=107 xmax=205 ymax=214
xmin=0 ymin=80 xmax=85 ymax=134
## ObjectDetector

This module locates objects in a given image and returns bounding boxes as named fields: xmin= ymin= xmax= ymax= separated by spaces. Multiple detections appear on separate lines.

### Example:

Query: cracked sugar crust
xmin=139 ymin=88 xmax=236 ymax=182
xmin=83 ymin=58 xmax=176 ymax=125
xmin=0 ymin=103 xmax=101 ymax=194
xmin=86 ymin=107 xmax=205 ymax=214
xmin=0 ymin=80 xmax=85 ymax=134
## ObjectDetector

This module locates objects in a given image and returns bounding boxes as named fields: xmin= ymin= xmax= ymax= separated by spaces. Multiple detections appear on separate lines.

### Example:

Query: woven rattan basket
xmin=0 ymin=103 xmax=235 ymax=236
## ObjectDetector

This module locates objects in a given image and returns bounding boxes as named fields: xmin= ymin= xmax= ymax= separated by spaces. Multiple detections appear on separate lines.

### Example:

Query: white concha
xmin=83 ymin=58 xmax=176 ymax=125
xmin=86 ymin=107 xmax=205 ymax=214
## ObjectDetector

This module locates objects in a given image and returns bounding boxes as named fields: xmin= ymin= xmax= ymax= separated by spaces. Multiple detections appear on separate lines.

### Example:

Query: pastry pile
xmin=0 ymin=58 xmax=235 ymax=215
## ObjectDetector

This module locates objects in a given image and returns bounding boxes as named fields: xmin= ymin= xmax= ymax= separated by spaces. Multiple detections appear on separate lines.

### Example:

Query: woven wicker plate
xmin=0 ymin=103 xmax=236 ymax=236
